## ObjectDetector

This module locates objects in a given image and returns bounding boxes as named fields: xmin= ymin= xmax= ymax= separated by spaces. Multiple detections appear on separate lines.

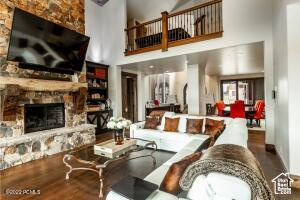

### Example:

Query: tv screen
xmin=7 ymin=8 xmax=90 ymax=74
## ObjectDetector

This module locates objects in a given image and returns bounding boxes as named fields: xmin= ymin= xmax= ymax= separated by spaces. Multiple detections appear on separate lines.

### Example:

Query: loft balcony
xmin=125 ymin=0 xmax=223 ymax=56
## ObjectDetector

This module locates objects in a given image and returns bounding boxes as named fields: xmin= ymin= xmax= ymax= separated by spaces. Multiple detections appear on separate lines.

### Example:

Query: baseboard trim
xmin=268 ymin=145 xmax=300 ymax=189
xmin=265 ymin=144 xmax=276 ymax=154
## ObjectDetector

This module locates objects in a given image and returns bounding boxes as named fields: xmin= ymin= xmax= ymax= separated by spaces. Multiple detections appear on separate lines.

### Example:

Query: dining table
xmin=222 ymin=106 xmax=256 ymax=116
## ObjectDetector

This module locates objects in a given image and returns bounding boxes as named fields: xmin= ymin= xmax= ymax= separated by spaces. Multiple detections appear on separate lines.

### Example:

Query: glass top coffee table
xmin=63 ymin=138 xmax=157 ymax=198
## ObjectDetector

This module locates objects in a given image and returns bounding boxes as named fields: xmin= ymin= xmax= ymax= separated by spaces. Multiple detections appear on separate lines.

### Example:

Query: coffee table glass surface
xmin=63 ymin=138 xmax=157 ymax=198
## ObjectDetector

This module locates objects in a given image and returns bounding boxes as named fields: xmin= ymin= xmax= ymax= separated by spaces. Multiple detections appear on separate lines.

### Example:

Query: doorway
xmin=121 ymin=72 xmax=138 ymax=122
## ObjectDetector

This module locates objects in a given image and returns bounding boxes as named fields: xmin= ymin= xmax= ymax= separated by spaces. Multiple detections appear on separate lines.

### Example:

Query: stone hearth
xmin=0 ymin=124 xmax=96 ymax=170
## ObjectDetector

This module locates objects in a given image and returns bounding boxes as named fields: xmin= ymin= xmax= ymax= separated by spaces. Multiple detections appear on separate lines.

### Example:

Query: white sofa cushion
xmin=181 ymin=137 xmax=209 ymax=152
xmin=187 ymin=173 xmax=251 ymax=200
xmin=163 ymin=149 xmax=195 ymax=166
xmin=133 ymin=129 xmax=162 ymax=140
xmin=214 ymin=118 xmax=248 ymax=148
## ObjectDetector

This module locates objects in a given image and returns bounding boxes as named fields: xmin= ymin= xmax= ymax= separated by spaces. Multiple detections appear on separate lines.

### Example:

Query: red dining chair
xmin=248 ymin=100 xmax=265 ymax=126
xmin=230 ymin=103 xmax=246 ymax=118
xmin=254 ymin=101 xmax=265 ymax=126
xmin=216 ymin=101 xmax=225 ymax=117
xmin=235 ymin=100 xmax=245 ymax=105
xmin=254 ymin=100 xmax=262 ymax=110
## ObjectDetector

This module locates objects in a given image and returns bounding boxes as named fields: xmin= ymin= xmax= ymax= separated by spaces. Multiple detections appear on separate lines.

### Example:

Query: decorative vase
xmin=114 ymin=129 xmax=124 ymax=145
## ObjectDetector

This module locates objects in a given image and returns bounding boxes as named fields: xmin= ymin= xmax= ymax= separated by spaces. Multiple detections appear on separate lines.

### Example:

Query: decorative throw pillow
xmin=164 ymin=117 xmax=180 ymax=132
xmin=204 ymin=118 xmax=225 ymax=137
xmin=149 ymin=110 xmax=166 ymax=125
xmin=160 ymin=152 xmax=202 ymax=195
xmin=186 ymin=118 xmax=204 ymax=134
xmin=144 ymin=117 xmax=160 ymax=129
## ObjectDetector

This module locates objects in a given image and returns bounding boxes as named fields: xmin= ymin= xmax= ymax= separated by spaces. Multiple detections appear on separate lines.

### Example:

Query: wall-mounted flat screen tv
xmin=7 ymin=8 xmax=90 ymax=74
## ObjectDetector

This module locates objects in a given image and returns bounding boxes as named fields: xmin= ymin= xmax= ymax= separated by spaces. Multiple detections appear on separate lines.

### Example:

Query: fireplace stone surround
xmin=0 ymin=83 xmax=96 ymax=170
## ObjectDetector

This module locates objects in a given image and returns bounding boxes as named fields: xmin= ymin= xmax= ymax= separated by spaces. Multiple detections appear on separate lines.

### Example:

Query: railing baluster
xmin=219 ymin=2 xmax=221 ymax=31
xmin=215 ymin=3 xmax=217 ymax=33
xmin=206 ymin=6 xmax=209 ymax=34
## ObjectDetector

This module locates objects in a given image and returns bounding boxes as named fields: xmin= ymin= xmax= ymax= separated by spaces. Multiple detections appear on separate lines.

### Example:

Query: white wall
xmin=205 ymin=75 xmax=220 ymax=101
xmin=272 ymin=0 xmax=300 ymax=176
xmin=85 ymin=0 xmax=127 ymax=118
xmin=272 ymin=0 xmax=290 ymax=172
xmin=287 ymin=2 xmax=300 ymax=175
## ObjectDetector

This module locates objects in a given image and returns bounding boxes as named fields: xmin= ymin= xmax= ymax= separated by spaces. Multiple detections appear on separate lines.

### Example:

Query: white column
xmin=187 ymin=64 xmax=206 ymax=115
xmin=187 ymin=64 xmax=200 ymax=115
xmin=108 ymin=65 xmax=122 ymax=117
xmin=198 ymin=64 xmax=206 ymax=115
xmin=137 ymin=72 xmax=148 ymax=121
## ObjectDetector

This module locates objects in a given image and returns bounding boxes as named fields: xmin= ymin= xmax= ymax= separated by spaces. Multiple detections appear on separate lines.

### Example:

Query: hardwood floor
xmin=0 ymin=131 xmax=299 ymax=200
xmin=248 ymin=131 xmax=300 ymax=200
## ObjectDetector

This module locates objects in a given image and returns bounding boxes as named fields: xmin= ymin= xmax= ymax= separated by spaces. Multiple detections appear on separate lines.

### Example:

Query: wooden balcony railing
xmin=125 ymin=0 xmax=223 ymax=56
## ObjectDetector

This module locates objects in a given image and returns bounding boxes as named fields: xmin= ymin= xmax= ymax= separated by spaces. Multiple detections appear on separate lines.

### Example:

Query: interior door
xmin=121 ymin=72 xmax=138 ymax=122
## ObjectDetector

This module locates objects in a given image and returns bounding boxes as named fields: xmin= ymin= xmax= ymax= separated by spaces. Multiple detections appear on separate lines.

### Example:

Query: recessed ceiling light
xmin=166 ymin=70 xmax=169 ymax=73
xmin=149 ymin=65 xmax=154 ymax=69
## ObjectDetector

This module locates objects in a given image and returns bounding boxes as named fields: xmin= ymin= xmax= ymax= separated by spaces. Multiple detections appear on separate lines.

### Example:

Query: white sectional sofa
xmin=107 ymin=113 xmax=250 ymax=200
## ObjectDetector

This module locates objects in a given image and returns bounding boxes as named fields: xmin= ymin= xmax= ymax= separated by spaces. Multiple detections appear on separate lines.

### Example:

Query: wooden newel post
xmin=161 ymin=11 xmax=169 ymax=52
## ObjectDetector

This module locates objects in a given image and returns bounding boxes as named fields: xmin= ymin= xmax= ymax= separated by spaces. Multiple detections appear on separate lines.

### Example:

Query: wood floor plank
xmin=1 ymin=131 xmax=299 ymax=200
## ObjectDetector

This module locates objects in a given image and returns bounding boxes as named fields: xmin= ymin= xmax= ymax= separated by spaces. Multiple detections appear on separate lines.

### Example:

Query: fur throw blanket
xmin=179 ymin=144 xmax=274 ymax=200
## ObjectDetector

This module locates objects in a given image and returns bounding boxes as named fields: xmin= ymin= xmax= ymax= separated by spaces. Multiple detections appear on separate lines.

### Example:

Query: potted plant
xmin=107 ymin=117 xmax=132 ymax=145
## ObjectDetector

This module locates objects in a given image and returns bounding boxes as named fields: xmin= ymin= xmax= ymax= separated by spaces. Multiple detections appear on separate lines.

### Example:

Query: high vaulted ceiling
xmin=126 ymin=0 xmax=210 ymax=22
xmin=121 ymin=42 xmax=264 ymax=76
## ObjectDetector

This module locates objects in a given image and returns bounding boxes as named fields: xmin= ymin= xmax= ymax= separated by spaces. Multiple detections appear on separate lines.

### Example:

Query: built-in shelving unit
xmin=86 ymin=61 xmax=109 ymax=105
xmin=86 ymin=61 xmax=112 ymax=134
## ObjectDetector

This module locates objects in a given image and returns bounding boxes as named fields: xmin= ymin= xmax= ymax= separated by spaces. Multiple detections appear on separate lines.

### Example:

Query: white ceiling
xmin=126 ymin=0 xmax=210 ymax=22
xmin=121 ymin=42 xmax=264 ymax=76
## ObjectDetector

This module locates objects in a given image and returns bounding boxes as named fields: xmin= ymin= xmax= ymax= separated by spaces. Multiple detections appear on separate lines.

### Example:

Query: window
xmin=150 ymin=74 xmax=170 ymax=103
xmin=222 ymin=81 xmax=237 ymax=104
xmin=221 ymin=78 xmax=263 ymax=105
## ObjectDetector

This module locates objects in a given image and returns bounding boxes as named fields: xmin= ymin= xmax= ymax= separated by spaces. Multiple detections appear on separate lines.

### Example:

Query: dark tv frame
xmin=7 ymin=8 xmax=90 ymax=75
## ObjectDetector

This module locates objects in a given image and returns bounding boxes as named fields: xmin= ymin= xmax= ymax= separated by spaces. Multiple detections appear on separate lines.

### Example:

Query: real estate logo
xmin=272 ymin=173 xmax=294 ymax=194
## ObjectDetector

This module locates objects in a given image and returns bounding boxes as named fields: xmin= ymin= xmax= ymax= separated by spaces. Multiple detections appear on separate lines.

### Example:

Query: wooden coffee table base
xmin=63 ymin=142 xmax=157 ymax=198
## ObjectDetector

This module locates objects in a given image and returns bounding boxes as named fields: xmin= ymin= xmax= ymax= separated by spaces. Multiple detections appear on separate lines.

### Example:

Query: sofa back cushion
xmin=204 ymin=118 xmax=225 ymax=138
xmin=164 ymin=117 xmax=180 ymax=132
xmin=186 ymin=118 xmax=204 ymax=134
xmin=144 ymin=117 xmax=160 ymax=129
xmin=160 ymin=152 xmax=202 ymax=195
xmin=157 ymin=112 xmax=176 ymax=131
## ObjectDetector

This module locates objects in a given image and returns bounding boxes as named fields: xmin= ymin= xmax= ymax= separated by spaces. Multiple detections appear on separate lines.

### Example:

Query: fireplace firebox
xmin=24 ymin=103 xmax=65 ymax=133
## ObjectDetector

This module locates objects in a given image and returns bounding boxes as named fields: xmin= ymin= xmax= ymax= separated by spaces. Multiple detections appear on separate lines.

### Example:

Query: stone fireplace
xmin=0 ymin=87 xmax=96 ymax=170
xmin=0 ymin=0 xmax=96 ymax=170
